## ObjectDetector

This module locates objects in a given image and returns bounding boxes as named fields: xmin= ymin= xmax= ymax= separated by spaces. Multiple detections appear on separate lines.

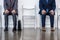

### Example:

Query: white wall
xmin=0 ymin=0 xmax=60 ymax=29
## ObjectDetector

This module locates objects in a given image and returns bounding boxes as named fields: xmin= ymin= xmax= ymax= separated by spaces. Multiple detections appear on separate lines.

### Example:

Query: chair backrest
xmin=22 ymin=5 xmax=36 ymax=16
xmin=22 ymin=0 xmax=35 ymax=9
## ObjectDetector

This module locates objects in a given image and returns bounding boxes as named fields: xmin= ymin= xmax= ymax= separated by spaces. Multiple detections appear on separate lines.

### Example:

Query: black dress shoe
xmin=4 ymin=28 xmax=8 ymax=31
xmin=12 ymin=28 xmax=16 ymax=32
xmin=18 ymin=29 xmax=21 ymax=31
xmin=51 ymin=27 xmax=55 ymax=31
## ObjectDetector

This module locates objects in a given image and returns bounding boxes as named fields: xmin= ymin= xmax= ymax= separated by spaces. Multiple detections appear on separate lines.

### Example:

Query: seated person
xmin=4 ymin=0 xmax=18 ymax=31
xmin=39 ymin=0 xmax=56 ymax=31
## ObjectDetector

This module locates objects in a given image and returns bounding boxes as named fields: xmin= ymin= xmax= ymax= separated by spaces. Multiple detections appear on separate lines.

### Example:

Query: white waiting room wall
xmin=0 ymin=0 xmax=60 ymax=29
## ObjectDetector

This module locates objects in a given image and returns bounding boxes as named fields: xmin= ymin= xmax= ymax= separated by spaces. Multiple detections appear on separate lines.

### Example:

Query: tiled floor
xmin=0 ymin=28 xmax=59 ymax=40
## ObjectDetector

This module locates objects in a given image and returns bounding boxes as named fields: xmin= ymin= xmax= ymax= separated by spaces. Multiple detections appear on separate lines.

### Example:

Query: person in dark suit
xmin=4 ymin=0 xmax=18 ymax=31
xmin=39 ymin=0 xmax=56 ymax=31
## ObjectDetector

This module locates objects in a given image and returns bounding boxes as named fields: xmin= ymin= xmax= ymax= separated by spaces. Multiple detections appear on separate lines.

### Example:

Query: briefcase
xmin=18 ymin=20 xmax=21 ymax=31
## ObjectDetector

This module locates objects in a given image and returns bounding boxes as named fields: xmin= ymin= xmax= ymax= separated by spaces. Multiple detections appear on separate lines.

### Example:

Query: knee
xmin=49 ymin=14 xmax=54 ymax=18
xmin=50 ymin=13 xmax=54 ymax=16
xmin=41 ymin=14 xmax=46 ymax=19
xmin=50 ymin=14 xmax=54 ymax=16
xmin=12 ymin=14 xmax=16 ymax=18
xmin=12 ymin=13 xmax=16 ymax=16
xmin=4 ymin=13 xmax=8 ymax=16
xmin=42 ymin=14 xmax=46 ymax=16
xmin=42 ymin=12 xmax=46 ymax=15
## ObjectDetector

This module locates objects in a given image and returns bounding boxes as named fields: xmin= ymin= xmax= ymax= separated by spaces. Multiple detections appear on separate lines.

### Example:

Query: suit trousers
xmin=4 ymin=13 xmax=17 ymax=28
xmin=41 ymin=13 xmax=54 ymax=27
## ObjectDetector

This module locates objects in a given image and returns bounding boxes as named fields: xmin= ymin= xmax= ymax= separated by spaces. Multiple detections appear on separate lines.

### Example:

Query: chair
xmin=22 ymin=6 xmax=37 ymax=29
xmin=56 ymin=8 xmax=60 ymax=29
